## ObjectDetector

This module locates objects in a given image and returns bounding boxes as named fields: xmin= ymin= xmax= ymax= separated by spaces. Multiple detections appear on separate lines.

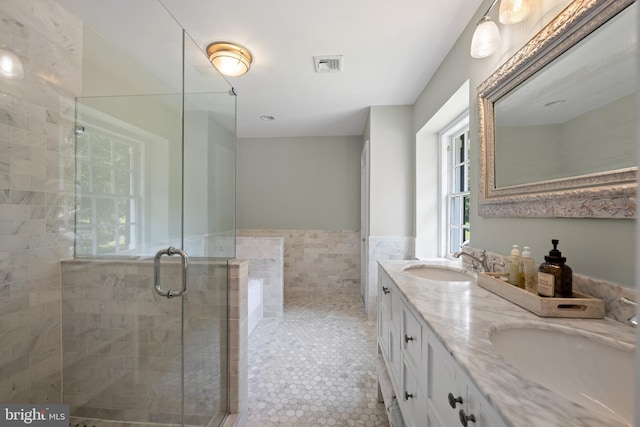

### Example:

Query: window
xmin=75 ymin=130 xmax=142 ymax=256
xmin=441 ymin=114 xmax=470 ymax=258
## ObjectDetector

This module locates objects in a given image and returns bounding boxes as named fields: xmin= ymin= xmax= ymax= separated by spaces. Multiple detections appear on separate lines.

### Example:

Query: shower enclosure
xmin=59 ymin=1 xmax=235 ymax=426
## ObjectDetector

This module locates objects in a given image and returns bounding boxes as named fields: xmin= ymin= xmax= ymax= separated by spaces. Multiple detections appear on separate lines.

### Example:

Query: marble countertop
xmin=378 ymin=259 xmax=636 ymax=427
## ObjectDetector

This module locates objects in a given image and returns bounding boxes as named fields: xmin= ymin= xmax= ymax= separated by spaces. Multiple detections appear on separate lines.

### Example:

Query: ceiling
xmin=59 ymin=0 xmax=485 ymax=138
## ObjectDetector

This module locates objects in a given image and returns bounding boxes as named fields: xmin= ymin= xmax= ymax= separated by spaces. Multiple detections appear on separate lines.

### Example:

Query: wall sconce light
xmin=0 ymin=47 xmax=24 ymax=79
xmin=470 ymin=15 xmax=501 ymax=58
xmin=499 ymin=0 xmax=531 ymax=24
xmin=470 ymin=0 xmax=532 ymax=58
xmin=206 ymin=42 xmax=252 ymax=77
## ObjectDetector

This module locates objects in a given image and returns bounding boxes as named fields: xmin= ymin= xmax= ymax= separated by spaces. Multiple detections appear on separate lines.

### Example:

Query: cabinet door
xmin=420 ymin=325 xmax=430 ymax=387
xmin=427 ymin=337 xmax=465 ymax=427
xmin=428 ymin=335 xmax=508 ymax=427
xmin=389 ymin=284 xmax=403 ymax=383
xmin=400 ymin=358 xmax=428 ymax=427
xmin=377 ymin=298 xmax=390 ymax=359
xmin=465 ymin=378 xmax=509 ymax=427
xmin=402 ymin=306 xmax=422 ymax=372
xmin=378 ymin=273 xmax=391 ymax=359
xmin=379 ymin=272 xmax=392 ymax=313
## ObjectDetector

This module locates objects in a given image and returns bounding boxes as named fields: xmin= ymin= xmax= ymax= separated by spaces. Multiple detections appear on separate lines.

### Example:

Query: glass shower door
xmin=63 ymin=2 xmax=234 ymax=427
xmin=181 ymin=32 xmax=236 ymax=427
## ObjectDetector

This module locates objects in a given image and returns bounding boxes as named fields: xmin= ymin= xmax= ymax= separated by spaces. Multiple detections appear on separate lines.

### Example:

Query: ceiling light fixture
xmin=206 ymin=42 xmax=252 ymax=77
xmin=0 ymin=47 xmax=24 ymax=79
xmin=260 ymin=115 xmax=275 ymax=121
xmin=499 ymin=0 xmax=531 ymax=24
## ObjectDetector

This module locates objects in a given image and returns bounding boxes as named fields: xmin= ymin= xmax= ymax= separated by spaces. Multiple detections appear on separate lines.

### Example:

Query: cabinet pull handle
xmin=382 ymin=286 xmax=390 ymax=295
xmin=448 ymin=392 xmax=463 ymax=408
xmin=404 ymin=391 xmax=414 ymax=400
xmin=404 ymin=334 xmax=415 ymax=343
xmin=459 ymin=409 xmax=476 ymax=426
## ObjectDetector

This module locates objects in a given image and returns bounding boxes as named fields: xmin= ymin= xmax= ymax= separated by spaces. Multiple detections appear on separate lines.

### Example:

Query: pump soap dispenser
xmin=537 ymin=239 xmax=572 ymax=298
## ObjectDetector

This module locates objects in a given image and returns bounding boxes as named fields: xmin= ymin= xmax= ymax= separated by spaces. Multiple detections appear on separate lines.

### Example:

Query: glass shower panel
xmin=75 ymin=94 xmax=183 ymax=256
xmin=183 ymin=32 xmax=236 ymax=258
xmin=63 ymin=2 xmax=233 ymax=427
xmin=64 ymin=0 xmax=189 ymax=424
xmin=181 ymin=31 xmax=236 ymax=427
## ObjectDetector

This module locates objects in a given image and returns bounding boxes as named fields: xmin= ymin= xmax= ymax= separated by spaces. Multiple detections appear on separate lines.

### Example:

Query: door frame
xmin=360 ymin=140 xmax=370 ymax=311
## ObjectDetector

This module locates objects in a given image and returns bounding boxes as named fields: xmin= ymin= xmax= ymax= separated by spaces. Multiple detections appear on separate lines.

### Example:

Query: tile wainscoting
xmin=237 ymin=230 xmax=361 ymax=295
xmin=236 ymin=231 xmax=416 ymax=319
xmin=365 ymin=236 xmax=415 ymax=317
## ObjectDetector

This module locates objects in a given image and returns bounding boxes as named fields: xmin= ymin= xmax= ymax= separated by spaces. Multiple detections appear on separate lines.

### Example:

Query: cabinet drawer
xmin=402 ymin=306 xmax=422 ymax=371
xmin=400 ymin=358 xmax=427 ymax=427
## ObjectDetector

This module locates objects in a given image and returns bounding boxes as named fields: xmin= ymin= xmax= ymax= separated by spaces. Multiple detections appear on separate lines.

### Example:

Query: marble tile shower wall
xmin=237 ymin=230 xmax=360 ymax=294
xmin=61 ymin=259 xmax=228 ymax=425
xmin=0 ymin=0 xmax=81 ymax=404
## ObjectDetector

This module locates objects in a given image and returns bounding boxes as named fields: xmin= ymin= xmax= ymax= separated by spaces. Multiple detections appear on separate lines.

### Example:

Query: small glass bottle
xmin=537 ymin=239 xmax=572 ymax=298
xmin=521 ymin=246 xmax=537 ymax=294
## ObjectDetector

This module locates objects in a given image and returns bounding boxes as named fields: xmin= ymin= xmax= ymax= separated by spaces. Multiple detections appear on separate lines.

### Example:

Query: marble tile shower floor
xmin=247 ymin=290 xmax=389 ymax=427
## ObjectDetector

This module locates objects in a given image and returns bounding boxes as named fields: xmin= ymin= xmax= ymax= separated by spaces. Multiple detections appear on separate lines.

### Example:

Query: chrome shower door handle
xmin=153 ymin=246 xmax=189 ymax=298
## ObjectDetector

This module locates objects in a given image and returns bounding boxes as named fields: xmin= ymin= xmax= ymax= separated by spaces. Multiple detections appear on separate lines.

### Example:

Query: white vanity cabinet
xmin=398 ymin=304 xmax=427 ymax=427
xmin=427 ymin=335 xmax=507 ymax=427
xmin=378 ymin=268 xmax=508 ymax=427
xmin=378 ymin=271 xmax=402 ymax=386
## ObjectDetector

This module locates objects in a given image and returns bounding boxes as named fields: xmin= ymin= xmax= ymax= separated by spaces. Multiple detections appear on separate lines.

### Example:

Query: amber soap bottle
xmin=537 ymin=239 xmax=573 ymax=298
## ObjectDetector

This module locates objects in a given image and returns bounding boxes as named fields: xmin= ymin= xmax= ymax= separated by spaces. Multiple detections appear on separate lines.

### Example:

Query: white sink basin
xmin=403 ymin=265 xmax=472 ymax=282
xmin=489 ymin=324 xmax=635 ymax=425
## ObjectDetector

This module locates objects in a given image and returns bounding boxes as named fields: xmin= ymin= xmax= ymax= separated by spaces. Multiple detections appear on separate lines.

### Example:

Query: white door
xmin=360 ymin=141 xmax=370 ymax=308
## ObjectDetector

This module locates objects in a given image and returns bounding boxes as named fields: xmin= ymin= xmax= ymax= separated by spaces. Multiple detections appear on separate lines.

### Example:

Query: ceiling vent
xmin=313 ymin=55 xmax=343 ymax=73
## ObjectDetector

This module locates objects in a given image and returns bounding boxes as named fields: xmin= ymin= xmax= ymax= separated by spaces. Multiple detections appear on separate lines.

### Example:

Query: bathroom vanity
xmin=377 ymin=260 xmax=635 ymax=427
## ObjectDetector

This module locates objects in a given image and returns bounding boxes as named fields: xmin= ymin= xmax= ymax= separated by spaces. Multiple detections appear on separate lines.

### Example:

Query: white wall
xmin=414 ymin=0 xmax=635 ymax=287
xmin=415 ymin=82 xmax=469 ymax=258
xmin=369 ymin=106 xmax=414 ymax=236
xmin=237 ymin=136 xmax=362 ymax=230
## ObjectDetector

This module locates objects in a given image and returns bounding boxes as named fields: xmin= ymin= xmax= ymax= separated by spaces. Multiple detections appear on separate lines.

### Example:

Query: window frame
xmin=439 ymin=111 xmax=470 ymax=259
xmin=75 ymin=125 xmax=144 ymax=257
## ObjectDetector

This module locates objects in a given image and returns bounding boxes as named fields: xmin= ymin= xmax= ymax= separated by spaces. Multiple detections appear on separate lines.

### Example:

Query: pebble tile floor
xmin=246 ymin=290 xmax=389 ymax=427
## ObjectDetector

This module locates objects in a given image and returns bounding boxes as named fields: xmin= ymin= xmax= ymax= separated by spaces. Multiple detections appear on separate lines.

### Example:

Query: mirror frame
xmin=478 ymin=0 xmax=636 ymax=219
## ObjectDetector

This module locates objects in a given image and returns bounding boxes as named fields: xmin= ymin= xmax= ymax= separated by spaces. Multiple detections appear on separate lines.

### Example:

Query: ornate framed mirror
xmin=478 ymin=0 xmax=637 ymax=218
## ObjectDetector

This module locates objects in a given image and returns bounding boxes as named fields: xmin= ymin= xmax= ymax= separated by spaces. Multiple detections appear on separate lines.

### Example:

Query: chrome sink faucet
xmin=453 ymin=249 xmax=488 ymax=272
